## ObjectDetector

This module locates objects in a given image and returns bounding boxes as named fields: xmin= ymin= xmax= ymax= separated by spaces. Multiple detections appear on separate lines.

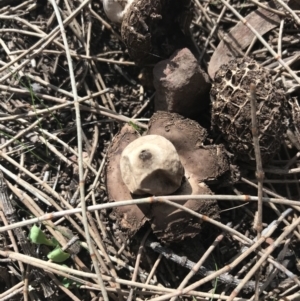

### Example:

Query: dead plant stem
xmin=49 ymin=1 xmax=108 ymax=299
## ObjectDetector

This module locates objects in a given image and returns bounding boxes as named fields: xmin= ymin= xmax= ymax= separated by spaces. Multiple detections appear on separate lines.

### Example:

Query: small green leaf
xmin=128 ymin=121 xmax=144 ymax=134
xmin=50 ymin=237 xmax=59 ymax=247
xmin=47 ymin=246 xmax=70 ymax=262
xmin=61 ymin=276 xmax=81 ymax=288
xmin=60 ymin=265 xmax=81 ymax=288
xmin=29 ymin=225 xmax=55 ymax=246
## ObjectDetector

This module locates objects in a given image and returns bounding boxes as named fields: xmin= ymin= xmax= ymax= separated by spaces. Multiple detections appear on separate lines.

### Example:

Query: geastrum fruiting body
xmin=211 ymin=58 xmax=289 ymax=163
xmin=106 ymin=111 xmax=230 ymax=242
xmin=111 ymin=0 xmax=195 ymax=64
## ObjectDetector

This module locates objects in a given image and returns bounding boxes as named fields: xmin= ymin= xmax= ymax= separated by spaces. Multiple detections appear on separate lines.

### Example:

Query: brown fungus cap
xmin=106 ymin=112 xmax=230 ymax=242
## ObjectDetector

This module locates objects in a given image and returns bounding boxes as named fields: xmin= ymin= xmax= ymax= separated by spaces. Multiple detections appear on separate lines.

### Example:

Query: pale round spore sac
xmin=102 ymin=0 xmax=134 ymax=23
xmin=120 ymin=135 xmax=184 ymax=195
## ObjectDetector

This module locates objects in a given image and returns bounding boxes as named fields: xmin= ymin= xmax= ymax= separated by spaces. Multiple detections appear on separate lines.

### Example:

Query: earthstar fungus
xmin=106 ymin=112 xmax=231 ymax=242
xmin=211 ymin=58 xmax=289 ymax=163
xmin=119 ymin=0 xmax=194 ymax=64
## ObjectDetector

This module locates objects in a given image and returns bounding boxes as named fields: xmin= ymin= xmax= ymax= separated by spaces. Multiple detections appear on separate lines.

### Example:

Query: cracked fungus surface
xmin=211 ymin=58 xmax=289 ymax=163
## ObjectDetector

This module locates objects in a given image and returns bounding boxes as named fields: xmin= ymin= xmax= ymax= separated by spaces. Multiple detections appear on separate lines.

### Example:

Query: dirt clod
xmin=153 ymin=48 xmax=211 ymax=118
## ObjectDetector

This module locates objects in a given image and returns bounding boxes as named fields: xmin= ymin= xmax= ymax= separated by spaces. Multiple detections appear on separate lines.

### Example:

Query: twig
xmin=244 ymin=36 xmax=257 ymax=57
xmin=278 ymin=19 xmax=284 ymax=58
xmin=127 ymin=228 xmax=151 ymax=301
xmin=227 ymin=216 xmax=300 ymax=300
xmin=0 ymin=0 xmax=90 ymax=82
xmin=149 ymin=208 xmax=294 ymax=300
xmin=199 ymin=5 xmax=227 ymax=62
xmin=250 ymin=236 xmax=292 ymax=300
xmin=7 ymin=180 xmax=93 ymax=301
xmin=8 ymin=49 xmax=135 ymax=65
xmin=0 ymin=248 xmax=250 ymax=300
xmin=248 ymin=0 xmax=286 ymax=16
xmin=249 ymin=83 xmax=264 ymax=301
xmin=0 ymin=281 xmax=24 ymax=300
xmin=0 ymin=85 xmax=147 ymax=129
xmin=249 ymin=83 xmax=264 ymax=236
xmin=0 ymin=186 xmax=296 ymax=288
xmin=143 ymin=254 xmax=162 ymax=287
xmin=147 ymin=209 xmax=297 ymax=301
xmin=1 ymin=187 xmax=300 ymax=233
xmin=146 ymin=239 xmax=258 ymax=293
xmin=241 ymin=177 xmax=300 ymax=239
xmin=49 ymin=1 xmax=108 ymax=299
xmin=170 ymin=225 xmax=230 ymax=301
xmin=274 ymin=0 xmax=300 ymax=25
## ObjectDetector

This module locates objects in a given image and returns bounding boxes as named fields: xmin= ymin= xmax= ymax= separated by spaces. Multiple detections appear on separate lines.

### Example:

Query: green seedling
xmin=209 ymin=256 xmax=218 ymax=301
xmin=29 ymin=225 xmax=71 ymax=263
xmin=128 ymin=121 xmax=145 ymax=135
xmin=47 ymin=245 xmax=70 ymax=263
xmin=29 ymin=225 xmax=56 ymax=247
xmin=61 ymin=277 xmax=81 ymax=288
xmin=60 ymin=266 xmax=81 ymax=288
